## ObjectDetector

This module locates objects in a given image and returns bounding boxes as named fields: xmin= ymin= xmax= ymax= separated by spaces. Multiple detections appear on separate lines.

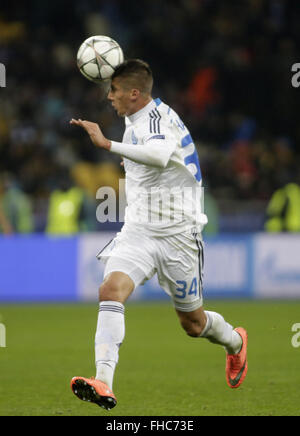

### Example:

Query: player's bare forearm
xmin=70 ymin=119 xmax=111 ymax=150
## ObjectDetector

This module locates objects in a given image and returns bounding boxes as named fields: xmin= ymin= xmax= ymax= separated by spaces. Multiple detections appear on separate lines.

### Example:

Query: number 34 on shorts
xmin=175 ymin=278 xmax=198 ymax=299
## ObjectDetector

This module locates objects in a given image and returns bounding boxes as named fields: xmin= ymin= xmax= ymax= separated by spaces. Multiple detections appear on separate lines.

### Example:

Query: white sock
xmin=95 ymin=301 xmax=125 ymax=390
xmin=201 ymin=311 xmax=242 ymax=355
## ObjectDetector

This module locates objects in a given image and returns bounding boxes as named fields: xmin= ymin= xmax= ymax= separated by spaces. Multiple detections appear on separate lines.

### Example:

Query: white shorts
xmin=97 ymin=227 xmax=204 ymax=312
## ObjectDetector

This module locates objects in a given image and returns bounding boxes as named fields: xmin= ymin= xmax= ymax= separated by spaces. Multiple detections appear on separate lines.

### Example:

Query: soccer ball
xmin=77 ymin=35 xmax=124 ymax=83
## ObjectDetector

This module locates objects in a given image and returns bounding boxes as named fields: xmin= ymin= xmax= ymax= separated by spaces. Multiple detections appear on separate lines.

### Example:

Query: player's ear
xmin=130 ymin=88 xmax=140 ymax=100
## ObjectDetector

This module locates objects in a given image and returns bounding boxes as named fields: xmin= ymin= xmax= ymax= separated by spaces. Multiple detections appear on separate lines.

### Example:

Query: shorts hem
xmin=173 ymin=298 xmax=203 ymax=312
xmin=103 ymin=256 xmax=150 ymax=289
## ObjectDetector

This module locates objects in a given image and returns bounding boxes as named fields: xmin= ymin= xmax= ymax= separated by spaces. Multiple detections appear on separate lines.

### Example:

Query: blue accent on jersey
xmin=181 ymin=134 xmax=202 ymax=182
xmin=181 ymin=134 xmax=193 ymax=147
xmin=184 ymin=153 xmax=202 ymax=182
xmin=131 ymin=130 xmax=138 ymax=144
xmin=154 ymin=98 xmax=162 ymax=106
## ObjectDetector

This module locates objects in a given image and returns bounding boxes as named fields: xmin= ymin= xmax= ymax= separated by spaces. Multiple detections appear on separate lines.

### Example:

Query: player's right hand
xmin=70 ymin=119 xmax=111 ymax=151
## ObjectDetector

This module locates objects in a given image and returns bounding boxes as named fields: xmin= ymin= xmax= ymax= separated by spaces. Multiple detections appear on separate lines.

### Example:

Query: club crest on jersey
xmin=131 ymin=130 xmax=138 ymax=144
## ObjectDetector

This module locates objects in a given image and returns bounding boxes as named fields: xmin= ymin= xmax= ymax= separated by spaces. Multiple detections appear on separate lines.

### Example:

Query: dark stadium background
xmin=1 ymin=0 xmax=300 ymax=233
xmin=1 ymin=0 xmax=300 ymax=417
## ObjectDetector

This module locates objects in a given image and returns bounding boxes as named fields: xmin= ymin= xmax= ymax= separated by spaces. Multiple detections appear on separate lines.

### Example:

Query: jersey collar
xmin=126 ymin=99 xmax=157 ymax=124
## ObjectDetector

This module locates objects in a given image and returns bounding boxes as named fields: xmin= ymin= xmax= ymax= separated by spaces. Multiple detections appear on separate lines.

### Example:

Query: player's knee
xmin=99 ymin=271 xmax=135 ymax=303
xmin=99 ymin=277 xmax=130 ymax=303
xmin=99 ymin=281 xmax=120 ymax=301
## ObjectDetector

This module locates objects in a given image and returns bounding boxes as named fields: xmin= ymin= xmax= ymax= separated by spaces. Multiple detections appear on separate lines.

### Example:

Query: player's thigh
xmin=157 ymin=232 xmax=204 ymax=312
xmin=100 ymin=271 xmax=135 ymax=304
xmin=98 ymin=229 xmax=157 ymax=303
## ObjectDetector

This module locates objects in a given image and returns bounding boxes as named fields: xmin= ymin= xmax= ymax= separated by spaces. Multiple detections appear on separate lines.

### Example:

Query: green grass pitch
xmin=0 ymin=301 xmax=300 ymax=416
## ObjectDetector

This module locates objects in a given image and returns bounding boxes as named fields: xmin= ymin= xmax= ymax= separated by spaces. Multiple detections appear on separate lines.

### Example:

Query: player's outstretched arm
xmin=70 ymin=118 xmax=174 ymax=168
xmin=70 ymin=119 xmax=111 ymax=150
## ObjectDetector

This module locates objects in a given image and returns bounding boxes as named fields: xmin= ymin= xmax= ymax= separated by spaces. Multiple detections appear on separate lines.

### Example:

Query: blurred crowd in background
xmin=1 ymin=0 xmax=300 ymax=235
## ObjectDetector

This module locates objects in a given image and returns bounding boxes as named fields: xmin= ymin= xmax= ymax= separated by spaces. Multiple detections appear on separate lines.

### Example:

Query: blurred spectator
xmin=264 ymin=182 xmax=300 ymax=232
xmin=187 ymin=67 xmax=220 ymax=116
xmin=71 ymin=161 xmax=123 ymax=197
xmin=0 ymin=173 xmax=33 ymax=234
xmin=46 ymin=171 xmax=95 ymax=235
xmin=0 ymin=203 xmax=13 ymax=235
xmin=1 ymin=0 xmax=300 ymax=232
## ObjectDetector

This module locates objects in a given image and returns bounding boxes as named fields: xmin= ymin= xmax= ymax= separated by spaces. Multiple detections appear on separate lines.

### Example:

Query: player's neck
xmin=126 ymin=96 xmax=152 ymax=117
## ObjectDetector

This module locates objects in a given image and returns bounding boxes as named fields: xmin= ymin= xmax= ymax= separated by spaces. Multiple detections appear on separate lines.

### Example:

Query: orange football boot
xmin=71 ymin=376 xmax=117 ymax=410
xmin=226 ymin=327 xmax=248 ymax=389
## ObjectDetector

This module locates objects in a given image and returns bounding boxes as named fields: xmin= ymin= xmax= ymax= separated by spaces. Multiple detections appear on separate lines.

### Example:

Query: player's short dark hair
xmin=112 ymin=59 xmax=153 ymax=95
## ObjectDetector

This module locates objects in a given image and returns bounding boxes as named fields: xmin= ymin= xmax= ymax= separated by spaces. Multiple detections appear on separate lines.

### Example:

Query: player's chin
xmin=117 ymin=109 xmax=127 ymax=117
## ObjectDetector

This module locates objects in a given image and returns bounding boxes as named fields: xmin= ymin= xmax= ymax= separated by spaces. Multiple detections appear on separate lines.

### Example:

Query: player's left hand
xmin=70 ymin=119 xmax=111 ymax=150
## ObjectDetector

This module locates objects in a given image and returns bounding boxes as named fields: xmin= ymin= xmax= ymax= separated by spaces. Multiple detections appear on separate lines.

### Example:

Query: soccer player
xmin=70 ymin=59 xmax=248 ymax=410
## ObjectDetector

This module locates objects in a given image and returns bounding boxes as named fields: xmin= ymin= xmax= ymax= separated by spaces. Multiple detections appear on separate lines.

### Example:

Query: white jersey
xmin=118 ymin=98 xmax=207 ymax=236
